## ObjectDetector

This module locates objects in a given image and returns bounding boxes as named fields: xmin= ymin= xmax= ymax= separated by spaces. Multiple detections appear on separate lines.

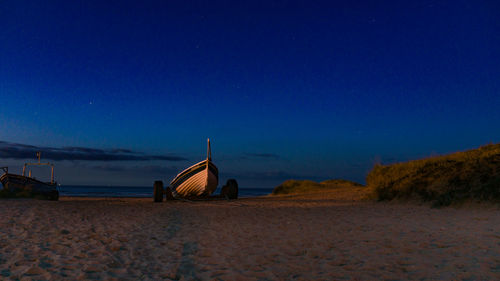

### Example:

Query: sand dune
xmin=0 ymin=193 xmax=499 ymax=280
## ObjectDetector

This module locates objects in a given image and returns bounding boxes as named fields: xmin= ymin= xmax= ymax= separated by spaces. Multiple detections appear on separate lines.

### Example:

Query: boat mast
xmin=22 ymin=152 xmax=55 ymax=184
xmin=207 ymin=138 xmax=212 ymax=161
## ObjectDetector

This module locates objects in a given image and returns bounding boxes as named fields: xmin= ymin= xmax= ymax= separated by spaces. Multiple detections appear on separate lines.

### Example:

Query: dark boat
xmin=0 ymin=153 xmax=59 ymax=200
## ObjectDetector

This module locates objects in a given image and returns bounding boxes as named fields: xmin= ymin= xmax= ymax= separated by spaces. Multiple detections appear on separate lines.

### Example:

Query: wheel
xmin=221 ymin=179 xmax=238 ymax=199
xmin=49 ymin=190 xmax=59 ymax=201
xmin=165 ymin=186 xmax=175 ymax=200
xmin=153 ymin=181 xmax=164 ymax=202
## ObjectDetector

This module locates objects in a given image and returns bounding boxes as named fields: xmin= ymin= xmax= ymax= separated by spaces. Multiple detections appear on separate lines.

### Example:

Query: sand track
xmin=0 ymin=196 xmax=499 ymax=280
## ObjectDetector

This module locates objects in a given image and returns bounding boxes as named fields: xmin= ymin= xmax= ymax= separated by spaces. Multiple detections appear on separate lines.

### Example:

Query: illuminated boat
xmin=170 ymin=139 xmax=218 ymax=197
xmin=0 ymin=153 xmax=59 ymax=200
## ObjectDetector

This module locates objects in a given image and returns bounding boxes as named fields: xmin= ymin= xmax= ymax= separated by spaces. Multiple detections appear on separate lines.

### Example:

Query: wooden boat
xmin=0 ymin=153 xmax=59 ymax=200
xmin=170 ymin=139 xmax=218 ymax=197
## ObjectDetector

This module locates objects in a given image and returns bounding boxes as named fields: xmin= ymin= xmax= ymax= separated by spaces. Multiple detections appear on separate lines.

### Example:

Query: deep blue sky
xmin=1 ymin=0 xmax=499 ymax=187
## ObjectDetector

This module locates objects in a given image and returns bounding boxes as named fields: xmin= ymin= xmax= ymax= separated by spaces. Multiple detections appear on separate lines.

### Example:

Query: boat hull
xmin=0 ymin=173 xmax=59 ymax=200
xmin=170 ymin=159 xmax=218 ymax=197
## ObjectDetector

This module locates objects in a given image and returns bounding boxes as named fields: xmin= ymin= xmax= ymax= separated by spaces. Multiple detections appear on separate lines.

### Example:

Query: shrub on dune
xmin=366 ymin=143 xmax=500 ymax=206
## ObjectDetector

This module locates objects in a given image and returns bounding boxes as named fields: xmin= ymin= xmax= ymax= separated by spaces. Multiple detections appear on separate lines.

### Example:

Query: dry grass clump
xmin=272 ymin=179 xmax=363 ymax=195
xmin=366 ymin=143 xmax=500 ymax=206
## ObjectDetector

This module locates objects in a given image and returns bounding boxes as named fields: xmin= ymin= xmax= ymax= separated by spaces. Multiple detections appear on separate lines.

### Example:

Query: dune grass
xmin=366 ymin=143 xmax=500 ymax=206
xmin=272 ymin=179 xmax=364 ymax=195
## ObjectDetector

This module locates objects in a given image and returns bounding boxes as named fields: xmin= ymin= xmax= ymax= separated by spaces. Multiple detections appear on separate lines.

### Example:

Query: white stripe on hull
xmin=174 ymin=167 xmax=218 ymax=197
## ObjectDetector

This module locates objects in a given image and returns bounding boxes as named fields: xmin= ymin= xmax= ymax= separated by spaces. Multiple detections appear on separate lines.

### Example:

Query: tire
xmin=225 ymin=179 xmax=238 ymax=199
xmin=50 ymin=190 xmax=59 ymax=201
xmin=153 ymin=181 xmax=164 ymax=202
xmin=165 ymin=186 xmax=175 ymax=200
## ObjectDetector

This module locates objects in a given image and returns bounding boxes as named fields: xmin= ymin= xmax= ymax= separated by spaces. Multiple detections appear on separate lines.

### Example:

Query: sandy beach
xmin=0 ymin=192 xmax=499 ymax=280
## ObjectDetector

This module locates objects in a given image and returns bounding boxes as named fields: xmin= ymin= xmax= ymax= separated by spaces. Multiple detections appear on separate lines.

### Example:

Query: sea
xmin=58 ymin=185 xmax=274 ymax=198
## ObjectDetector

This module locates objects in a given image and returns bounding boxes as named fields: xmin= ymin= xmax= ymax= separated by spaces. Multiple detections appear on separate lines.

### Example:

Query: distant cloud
xmin=243 ymin=153 xmax=281 ymax=160
xmin=0 ymin=141 xmax=187 ymax=162
xmin=89 ymin=164 xmax=181 ymax=175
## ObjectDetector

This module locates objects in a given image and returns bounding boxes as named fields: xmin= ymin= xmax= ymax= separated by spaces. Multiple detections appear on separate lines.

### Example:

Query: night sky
xmin=1 ymin=0 xmax=499 ymax=187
